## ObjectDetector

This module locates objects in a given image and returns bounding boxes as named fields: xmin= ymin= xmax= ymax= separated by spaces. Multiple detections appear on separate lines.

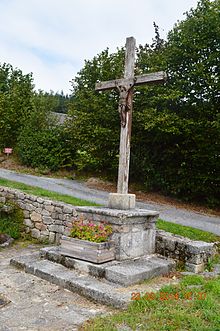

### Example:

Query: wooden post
xmin=117 ymin=37 xmax=135 ymax=194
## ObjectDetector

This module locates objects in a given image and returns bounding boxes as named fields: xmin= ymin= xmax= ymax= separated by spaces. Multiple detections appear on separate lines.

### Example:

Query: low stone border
xmin=1 ymin=186 xmax=217 ymax=272
xmin=156 ymin=230 xmax=217 ymax=273
xmin=0 ymin=187 xmax=158 ymax=260
xmin=0 ymin=186 xmax=78 ymax=243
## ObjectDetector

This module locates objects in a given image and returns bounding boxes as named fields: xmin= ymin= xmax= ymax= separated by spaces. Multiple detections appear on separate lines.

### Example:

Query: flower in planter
xmin=70 ymin=218 xmax=112 ymax=243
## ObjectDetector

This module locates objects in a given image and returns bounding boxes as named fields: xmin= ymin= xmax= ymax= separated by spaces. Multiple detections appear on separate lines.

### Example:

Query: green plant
xmin=0 ymin=201 xmax=25 ymax=239
xmin=70 ymin=218 xmax=112 ymax=243
xmin=205 ymin=255 xmax=220 ymax=272
xmin=0 ymin=63 xmax=34 ymax=148
xmin=17 ymin=103 xmax=73 ymax=171
xmin=81 ymin=275 xmax=220 ymax=331
xmin=205 ymin=258 xmax=215 ymax=272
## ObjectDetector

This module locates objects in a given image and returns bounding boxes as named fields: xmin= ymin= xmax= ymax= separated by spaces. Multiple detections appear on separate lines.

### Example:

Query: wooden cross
xmin=95 ymin=37 xmax=166 ymax=196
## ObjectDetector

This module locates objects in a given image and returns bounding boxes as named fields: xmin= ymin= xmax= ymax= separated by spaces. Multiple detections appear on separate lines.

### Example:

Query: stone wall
xmin=0 ymin=187 xmax=158 ymax=261
xmin=0 ymin=186 xmax=77 ymax=243
xmin=156 ymin=230 xmax=217 ymax=273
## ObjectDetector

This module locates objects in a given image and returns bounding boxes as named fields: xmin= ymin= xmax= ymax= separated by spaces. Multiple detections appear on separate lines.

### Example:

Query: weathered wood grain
xmin=60 ymin=236 xmax=115 ymax=264
xmin=116 ymin=37 xmax=135 ymax=194
xmin=95 ymin=72 xmax=166 ymax=91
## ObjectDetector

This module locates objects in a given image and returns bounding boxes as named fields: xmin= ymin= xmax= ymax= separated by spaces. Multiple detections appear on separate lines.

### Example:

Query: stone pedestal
xmin=75 ymin=207 xmax=159 ymax=261
xmin=108 ymin=193 xmax=136 ymax=210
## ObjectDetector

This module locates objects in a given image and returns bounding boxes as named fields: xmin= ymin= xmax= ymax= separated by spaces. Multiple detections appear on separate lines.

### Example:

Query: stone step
xmin=40 ymin=247 xmax=175 ymax=286
xmin=10 ymin=254 xmax=130 ymax=309
xmin=105 ymin=255 xmax=175 ymax=286
xmin=10 ymin=252 xmax=175 ymax=307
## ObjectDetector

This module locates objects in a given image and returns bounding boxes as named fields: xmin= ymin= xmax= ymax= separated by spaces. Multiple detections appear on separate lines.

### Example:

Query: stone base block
xmin=108 ymin=193 xmax=136 ymax=210
xmin=75 ymin=206 xmax=159 ymax=260
xmin=156 ymin=230 xmax=216 ymax=273
xmin=105 ymin=255 xmax=175 ymax=286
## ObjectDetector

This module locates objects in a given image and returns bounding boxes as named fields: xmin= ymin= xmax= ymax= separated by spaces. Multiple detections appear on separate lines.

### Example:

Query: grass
xmin=0 ymin=178 xmax=99 ymax=207
xmin=157 ymin=219 xmax=220 ymax=243
xmin=81 ymin=275 xmax=220 ymax=331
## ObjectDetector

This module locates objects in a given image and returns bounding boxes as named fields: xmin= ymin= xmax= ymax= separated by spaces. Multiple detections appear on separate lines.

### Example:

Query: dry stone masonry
xmin=0 ymin=186 xmax=217 ymax=272
xmin=156 ymin=230 xmax=217 ymax=273
xmin=0 ymin=186 xmax=76 ymax=243
xmin=0 ymin=186 xmax=159 ymax=261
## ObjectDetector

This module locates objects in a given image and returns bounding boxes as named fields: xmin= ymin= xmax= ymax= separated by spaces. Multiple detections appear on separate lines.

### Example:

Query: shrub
xmin=17 ymin=106 xmax=73 ymax=171
xmin=0 ymin=63 xmax=33 ymax=148
xmin=0 ymin=201 xmax=24 ymax=239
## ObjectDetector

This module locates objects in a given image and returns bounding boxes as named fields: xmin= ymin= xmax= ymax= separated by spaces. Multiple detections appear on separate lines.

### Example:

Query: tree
xmin=33 ymin=90 xmax=71 ymax=114
xmin=167 ymin=0 xmax=220 ymax=108
xmin=154 ymin=0 xmax=220 ymax=205
xmin=0 ymin=63 xmax=34 ymax=148
xmin=17 ymin=91 xmax=72 ymax=171
xmin=66 ymin=48 xmax=125 ymax=175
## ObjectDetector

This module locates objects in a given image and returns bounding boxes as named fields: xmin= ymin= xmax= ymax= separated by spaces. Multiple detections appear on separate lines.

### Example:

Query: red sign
xmin=3 ymin=148 xmax=13 ymax=155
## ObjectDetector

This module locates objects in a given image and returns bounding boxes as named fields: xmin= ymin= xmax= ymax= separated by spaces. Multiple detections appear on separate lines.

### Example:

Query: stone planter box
xmin=60 ymin=235 xmax=115 ymax=264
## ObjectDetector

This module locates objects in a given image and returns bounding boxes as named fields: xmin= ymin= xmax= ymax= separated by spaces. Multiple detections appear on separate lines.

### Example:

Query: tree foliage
xmin=0 ymin=63 xmax=34 ymax=148
xmin=67 ymin=0 xmax=220 ymax=206
xmin=35 ymin=90 xmax=71 ymax=114
xmin=66 ymin=48 xmax=125 ymax=175
xmin=17 ymin=91 xmax=72 ymax=171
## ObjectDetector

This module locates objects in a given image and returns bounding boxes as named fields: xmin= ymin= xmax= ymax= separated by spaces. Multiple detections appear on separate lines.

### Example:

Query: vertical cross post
xmin=95 ymin=37 xmax=166 ymax=210
xmin=117 ymin=37 xmax=136 ymax=195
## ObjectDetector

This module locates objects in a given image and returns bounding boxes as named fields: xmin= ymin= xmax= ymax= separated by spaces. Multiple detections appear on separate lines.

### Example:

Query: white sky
xmin=0 ymin=0 xmax=199 ymax=94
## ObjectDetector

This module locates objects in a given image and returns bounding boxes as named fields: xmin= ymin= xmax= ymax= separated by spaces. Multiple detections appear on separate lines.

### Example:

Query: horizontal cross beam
xmin=95 ymin=71 xmax=167 ymax=91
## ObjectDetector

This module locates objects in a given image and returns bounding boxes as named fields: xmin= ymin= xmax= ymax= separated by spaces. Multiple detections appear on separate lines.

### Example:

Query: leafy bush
xmin=17 ymin=96 xmax=73 ymax=171
xmin=0 ymin=63 xmax=34 ymax=148
xmin=0 ymin=201 xmax=24 ymax=239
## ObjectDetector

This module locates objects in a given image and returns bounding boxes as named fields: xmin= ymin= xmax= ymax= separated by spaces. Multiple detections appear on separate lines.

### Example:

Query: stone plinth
xmin=108 ymin=193 xmax=136 ymax=210
xmin=75 ymin=207 xmax=159 ymax=261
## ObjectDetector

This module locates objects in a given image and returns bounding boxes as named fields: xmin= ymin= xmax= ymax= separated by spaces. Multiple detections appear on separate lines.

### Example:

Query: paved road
xmin=0 ymin=168 xmax=220 ymax=235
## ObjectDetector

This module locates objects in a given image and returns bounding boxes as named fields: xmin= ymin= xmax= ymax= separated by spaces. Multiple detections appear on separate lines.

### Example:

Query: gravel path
xmin=0 ymin=245 xmax=111 ymax=331
xmin=0 ymin=168 xmax=220 ymax=235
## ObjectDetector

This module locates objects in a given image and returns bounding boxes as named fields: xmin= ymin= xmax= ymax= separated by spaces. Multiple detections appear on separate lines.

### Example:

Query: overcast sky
xmin=0 ymin=0 xmax=199 ymax=94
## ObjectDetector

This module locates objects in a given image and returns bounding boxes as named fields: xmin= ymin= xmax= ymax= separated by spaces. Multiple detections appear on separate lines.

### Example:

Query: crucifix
xmin=95 ymin=37 xmax=166 ymax=209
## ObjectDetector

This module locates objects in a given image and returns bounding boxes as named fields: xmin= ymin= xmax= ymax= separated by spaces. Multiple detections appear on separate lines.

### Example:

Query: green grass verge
xmin=157 ymin=219 xmax=220 ymax=243
xmin=0 ymin=178 xmax=99 ymax=207
xmin=81 ymin=275 xmax=220 ymax=331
